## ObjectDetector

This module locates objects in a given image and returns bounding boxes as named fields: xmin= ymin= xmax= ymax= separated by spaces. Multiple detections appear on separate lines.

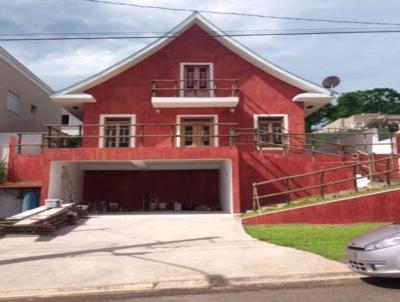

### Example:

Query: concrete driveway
xmin=0 ymin=214 xmax=350 ymax=297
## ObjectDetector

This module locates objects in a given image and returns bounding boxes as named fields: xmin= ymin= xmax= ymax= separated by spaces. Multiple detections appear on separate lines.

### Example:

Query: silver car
xmin=346 ymin=223 xmax=400 ymax=277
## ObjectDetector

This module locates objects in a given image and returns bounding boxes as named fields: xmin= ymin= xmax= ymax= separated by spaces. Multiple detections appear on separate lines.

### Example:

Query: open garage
xmin=47 ymin=159 xmax=233 ymax=213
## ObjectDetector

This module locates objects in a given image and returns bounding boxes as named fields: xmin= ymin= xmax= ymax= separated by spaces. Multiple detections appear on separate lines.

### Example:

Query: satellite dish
xmin=322 ymin=76 xmax=340 ymax=89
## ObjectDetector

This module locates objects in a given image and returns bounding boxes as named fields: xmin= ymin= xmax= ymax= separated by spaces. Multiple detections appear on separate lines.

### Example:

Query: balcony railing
xmin=25 ymin=123 xmax=239 ymax=150
xmin=151 ymin=79 xmax=239 ymax=97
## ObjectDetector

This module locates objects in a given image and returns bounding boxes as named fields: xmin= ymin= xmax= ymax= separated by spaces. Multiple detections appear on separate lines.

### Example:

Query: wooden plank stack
xmin=0 ymin=204 xmax=78 ymax=235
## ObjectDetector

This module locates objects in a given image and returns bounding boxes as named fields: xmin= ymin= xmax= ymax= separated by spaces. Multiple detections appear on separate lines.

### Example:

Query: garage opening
xmin=47 ymin=160 xmax=233 ymax=213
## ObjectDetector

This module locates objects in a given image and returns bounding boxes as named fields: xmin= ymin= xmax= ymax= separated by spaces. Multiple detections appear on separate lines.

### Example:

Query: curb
xmin=0 ymin=272 xmax=359 ymax=301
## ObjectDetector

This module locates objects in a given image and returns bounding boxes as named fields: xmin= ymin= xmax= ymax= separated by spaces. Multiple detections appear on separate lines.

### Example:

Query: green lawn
xmin=244 ymin=223 xmax=385 ymax=262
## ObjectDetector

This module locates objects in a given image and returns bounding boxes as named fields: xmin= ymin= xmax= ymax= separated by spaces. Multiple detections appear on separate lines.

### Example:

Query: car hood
xmin=349 ymin=224 xmax=400 ymax=248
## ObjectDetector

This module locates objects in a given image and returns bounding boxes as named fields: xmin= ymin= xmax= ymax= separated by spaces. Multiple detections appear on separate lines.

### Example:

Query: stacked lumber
xmin=0 ymin=204 xmax=78 ymax=234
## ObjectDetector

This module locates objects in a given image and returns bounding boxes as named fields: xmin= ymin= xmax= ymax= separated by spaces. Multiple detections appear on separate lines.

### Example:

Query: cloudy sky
xmin=1 ymin=0 xmax=400 ymax=92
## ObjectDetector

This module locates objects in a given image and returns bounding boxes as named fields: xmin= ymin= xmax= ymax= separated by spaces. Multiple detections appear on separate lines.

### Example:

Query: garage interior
xmin=47 ymin=159 xmax=233 ymax=213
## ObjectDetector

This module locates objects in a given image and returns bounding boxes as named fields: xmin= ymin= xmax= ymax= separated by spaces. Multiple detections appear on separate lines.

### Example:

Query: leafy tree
xmin=306 ymin=88 xmax=400 ymax=132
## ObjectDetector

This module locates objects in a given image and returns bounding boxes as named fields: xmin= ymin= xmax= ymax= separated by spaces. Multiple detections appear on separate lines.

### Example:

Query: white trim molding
xmin=98 ymin=114 xmax=136 ymax=148
xmin=176 ymin=114 xmax=219 ymax=147
xmin=253 ymin=114 xmax=289 ymax=150
xmin=151 ymin=97 xmax=238 ymax=108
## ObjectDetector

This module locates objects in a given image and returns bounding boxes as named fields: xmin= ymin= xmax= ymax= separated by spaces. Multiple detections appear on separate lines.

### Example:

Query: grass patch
xmin=244 ymin=223 xmax=385 ymax=262
xmin=241 ymin=184 xmax=400 ymax=218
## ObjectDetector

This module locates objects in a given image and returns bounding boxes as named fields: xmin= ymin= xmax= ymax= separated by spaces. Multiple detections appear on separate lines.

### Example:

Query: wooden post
xmin=284 ymin=178 xmax=290 ymax=204
xmin=283 ymin=134 xmax=288 ymax=156
xmin=368 ymin=153 xmax=375 ymax=181
xmin=363 ymin=132 xmax=367 ymax=153
xmin=254 ymin=128 xmax=259 ymax=151
xmin=47 ymin=126 xmax=52 ymax=149
xmin=319 ymin=171 xmax=325 ymax=197
xmin=175 ymin=80 xmax=179 ymax=97
xmin=353 ymin=165 xmax=358 ymax=192
xmin=386 ymin=158 xmax=391 ymax=185
xmin=253 ymin=185 xmax=261 ymax=214
xmin=170 ymin=125 xmax=175 ymax=147
xmin=311 ymin=137 xmax=316 ymax=162
xmin=139 ymin=125 xmax=144 ymax=147
xmin=356 ymin=152 xmax=361 ymax=174
xmin=17 ymin=133 xmax=22 ymax=154
xmin=229 ymin=125 xmax=236 ymax=147
xmin=41 ymin=133 xmax=45 ymax=153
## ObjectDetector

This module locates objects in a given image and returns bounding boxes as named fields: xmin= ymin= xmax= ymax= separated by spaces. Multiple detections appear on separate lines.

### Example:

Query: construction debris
xmin=0 ymin=203 xmax=78 ymax=235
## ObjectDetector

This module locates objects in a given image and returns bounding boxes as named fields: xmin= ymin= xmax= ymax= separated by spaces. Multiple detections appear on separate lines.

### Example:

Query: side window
xmin=104 ymin=117 xmax=131 ymax=148
xmin=5 ymin=91 xmax=19 ymax=114
xmin=257 ymin=116 xmax=285 ymax=147
xmin=61 ymin=114 xmax=70 ymax=125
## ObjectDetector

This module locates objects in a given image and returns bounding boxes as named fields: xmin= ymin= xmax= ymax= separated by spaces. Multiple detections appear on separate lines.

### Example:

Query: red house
xmin=6 ymin=13 xmax=337 ymax=214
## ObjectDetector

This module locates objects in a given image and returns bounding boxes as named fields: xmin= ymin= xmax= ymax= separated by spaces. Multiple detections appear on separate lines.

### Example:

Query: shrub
xmin=0 ymin=160 xmax=7 ymax=183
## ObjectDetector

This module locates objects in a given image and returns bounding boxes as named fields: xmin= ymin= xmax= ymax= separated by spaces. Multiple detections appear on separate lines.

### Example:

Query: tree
xmin=306 ymin=88 xmax=400 ymax=132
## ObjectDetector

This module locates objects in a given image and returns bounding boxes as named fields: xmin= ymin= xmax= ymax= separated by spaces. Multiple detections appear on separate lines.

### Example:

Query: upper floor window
xmin=255 ymin=115 xmax=287 ymax=148
xmin=5 ymin=91 xmax=19 ymax=114
xmin=181 ymin=64 xmax=213 ymax=97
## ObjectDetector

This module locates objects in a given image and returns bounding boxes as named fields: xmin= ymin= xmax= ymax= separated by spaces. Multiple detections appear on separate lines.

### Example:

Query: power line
xmin=2 ymin=26 xmax=400 ymax=37
xmin=1 ymin=29 xmax=400 ymax=41
xmin=81 ymin=0 xmax=400 ymax=27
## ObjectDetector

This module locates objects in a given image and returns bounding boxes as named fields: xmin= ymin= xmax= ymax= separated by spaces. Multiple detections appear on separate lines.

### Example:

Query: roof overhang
xmin=293 ymin=93 xmax=334 ymax=116
xmin=51 ymin=94 xmax=96 ymax=119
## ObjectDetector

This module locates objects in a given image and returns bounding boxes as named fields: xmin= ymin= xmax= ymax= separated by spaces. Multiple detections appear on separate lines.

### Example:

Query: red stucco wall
xmin=242 ymin=188 xmax=400 ymax=224
xmin=81 ymin=24 xmax=305 ymax=149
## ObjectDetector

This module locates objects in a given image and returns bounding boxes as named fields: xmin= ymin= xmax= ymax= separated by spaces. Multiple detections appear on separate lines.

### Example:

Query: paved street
xmin=11 ymin=278 xmax=400 ymax=302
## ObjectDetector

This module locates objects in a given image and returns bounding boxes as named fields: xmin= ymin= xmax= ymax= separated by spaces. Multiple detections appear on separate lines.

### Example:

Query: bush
xmin=0 ymin=160 xmax=7 ymax=183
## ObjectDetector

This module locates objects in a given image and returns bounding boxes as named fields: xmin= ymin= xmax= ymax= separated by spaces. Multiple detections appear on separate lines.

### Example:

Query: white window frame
xmin=5 ymin=91 xmax=19 ymax=114
xmin=253 ymin=114 xmax=289 ymax=150
xmin=179 ymin=63 xmax=214 ymax=97
xmin=176 ymin=114 xmax=219 ymax=147
xmin=99 ymin=114 xmax=136 ymax=148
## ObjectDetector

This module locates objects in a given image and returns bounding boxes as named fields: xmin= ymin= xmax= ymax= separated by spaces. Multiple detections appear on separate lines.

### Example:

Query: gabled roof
xmin=53 ymin=12 xmax=331 ymax=96
xmin=0 ymin=47 xmax=53 ymax=94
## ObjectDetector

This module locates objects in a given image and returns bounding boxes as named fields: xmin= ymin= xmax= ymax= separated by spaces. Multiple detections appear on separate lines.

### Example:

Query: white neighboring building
xmin=0 ymin=47 xmax=61 ymax=133
xmin=318 ymin=128 xmax=395 ymax=154
xmin=61 ymin=108 xmax=82 ymax=136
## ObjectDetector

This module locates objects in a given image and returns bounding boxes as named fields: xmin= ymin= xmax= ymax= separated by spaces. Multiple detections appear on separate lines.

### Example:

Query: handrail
xmin=45 ymin=123 xmax=238 ymax=127
xmin=256 ymin=167 xmax=398 ymax=200
xmin=254 ymin=155 xmax=396 ymax=186
xmin=252 ymin=154 xmax=400 ymax=213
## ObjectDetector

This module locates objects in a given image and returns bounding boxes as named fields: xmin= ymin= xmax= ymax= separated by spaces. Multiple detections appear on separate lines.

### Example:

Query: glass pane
xmin=199 ymin=67 xmax=208 ymax=89
xmin=119 ymin=126 xmax=130 ymax=147
xmin=185 ymin=67 xmax=195 ymax=88
xmin=201 ymin=125 xmax=211 ymax=146
xmin=184 ymin=126 xmax=193 ymax=146
xmin=105 ymin=126 xmax=116 ymax=147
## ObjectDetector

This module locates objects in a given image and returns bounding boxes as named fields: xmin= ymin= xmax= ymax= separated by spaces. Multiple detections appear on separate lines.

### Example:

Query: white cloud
xmin=1 ymin=0 xmax=400 ymax=92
